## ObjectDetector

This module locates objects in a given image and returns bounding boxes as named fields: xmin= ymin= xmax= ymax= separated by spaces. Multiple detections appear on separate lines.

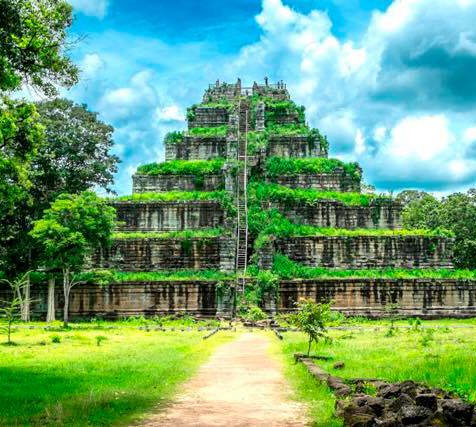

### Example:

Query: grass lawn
xmin=270 ymin=333 xmax=341 ymax=427
xmin=279 ymin=318 xmax=476 ymax=426
xmin=0 ymin=322 xmax=235 ymax=426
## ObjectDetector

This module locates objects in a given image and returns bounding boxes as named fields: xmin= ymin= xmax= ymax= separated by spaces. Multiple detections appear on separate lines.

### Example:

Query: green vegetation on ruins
xmin=271 ymin=254 xmax=476 ymax=280
xmin=265 ymin=157 xmax=361 ymax=182
xmin=188 ymin=125 xmax=228 ymax=137
xmin=248 ymin=182 xmax=388 ymax=207
xmin=136 ymin=159 xmax=224 ymax=175
xmin=112 ymin=228 xmax=227 ymax=240
xmin=113 ymin=190 xmax=228 ymax=202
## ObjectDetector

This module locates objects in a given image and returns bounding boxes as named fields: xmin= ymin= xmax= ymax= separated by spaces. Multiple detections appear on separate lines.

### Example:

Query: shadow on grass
xmin=0 ymin=366 xmax=168 ymax=426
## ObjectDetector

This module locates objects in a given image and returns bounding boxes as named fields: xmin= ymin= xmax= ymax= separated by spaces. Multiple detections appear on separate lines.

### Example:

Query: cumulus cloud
xmin=69 ymin=0 xmax=109 ymax=19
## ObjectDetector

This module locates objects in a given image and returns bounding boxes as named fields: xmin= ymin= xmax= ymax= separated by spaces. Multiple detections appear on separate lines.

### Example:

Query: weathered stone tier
xmin=188 ymin=107 xmax=229 ymax=129
xmin=269 ymin=170 xmax=360 ymax=192
xmin=258 ymin=236 xmax=453 ymax=269
xmin=92 ymin=237 xmax=235 ymax=271
xmin=278 ymin=278 xmax=476 ymax=317
xmin=266 ymin=135 xmax=327 ymax=158
xmin=272 ymin=200 xmax=402 ymax=230
xmin=165 ymin=136 xmax=227 ymax=160
xmin=11 ymin=278 xmax=476 ymax=319
xmin=132 ymin=174 xmax=224 ymax=193
xmin=113 ymin=200 xmax=225 ymax=232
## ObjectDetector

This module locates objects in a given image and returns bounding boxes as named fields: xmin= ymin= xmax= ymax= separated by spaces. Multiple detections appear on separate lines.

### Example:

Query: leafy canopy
xmin=0 ymin=0 xmax=78 ymax=95
xmin=30 ymin=192 xmax=116 ymax=271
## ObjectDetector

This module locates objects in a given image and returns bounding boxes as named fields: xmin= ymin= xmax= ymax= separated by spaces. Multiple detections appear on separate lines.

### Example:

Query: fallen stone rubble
xmin=296 ymin=355 xmax=476 ymax=426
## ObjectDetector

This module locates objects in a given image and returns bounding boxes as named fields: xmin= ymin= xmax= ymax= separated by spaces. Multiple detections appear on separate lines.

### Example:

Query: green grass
xmin=112 ymin=228 xmax=225 ymax=240
xmin=269 ymin=333 xmax=341 ymax=426
xmin=112 ymin=190 xmax=228 ymax=202
xmin=272 ymin=254 xmax=476 ymax=280
xmin=282 ymin=320 xmax=476 ymax=402
xmin=164 ymin=131 xmax=184 ymax=145
xmin=0 ymin=325 xmax=235 ymax=426
xmin=249 ymin=182 xmax=387 ymax=207
xmin=188 ymin=125 xmax=228 ymax=137
xmin=109 ymin=270 xmax=235 ymax=282
xmin=135 ymin=159 xmax=225 ymax=176
xmin=265 ymin=157 xmax=361 ymax=182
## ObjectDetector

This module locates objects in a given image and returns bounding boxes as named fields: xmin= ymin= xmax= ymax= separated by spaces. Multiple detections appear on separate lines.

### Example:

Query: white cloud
xmin=80 ymin=53 xmax=104 ymax=77
xmin=155 ymin=105 xmax=185 ymax=122
xmin=69 ymin=0 xmax=109 ymax=19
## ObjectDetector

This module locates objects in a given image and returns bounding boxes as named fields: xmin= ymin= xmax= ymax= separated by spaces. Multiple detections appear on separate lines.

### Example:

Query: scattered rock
xmin=441 ymin=399 xmax=474 ymax=425
xmin=415 ymin=394 xmax=438 ymax=412
xmin=334 ymin=361 xmax=345 ymax=370
xmin=398 ymin=404 xmax=433 ymax=425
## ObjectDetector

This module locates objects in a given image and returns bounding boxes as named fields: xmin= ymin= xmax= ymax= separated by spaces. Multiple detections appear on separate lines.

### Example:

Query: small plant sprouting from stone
xmin=291 ymin=298 xmax=331 ymax=356
xmin=95 ymin=336 xmax=107 ymax=346
xmin=51 ymin=335 xmax=61 ymax=344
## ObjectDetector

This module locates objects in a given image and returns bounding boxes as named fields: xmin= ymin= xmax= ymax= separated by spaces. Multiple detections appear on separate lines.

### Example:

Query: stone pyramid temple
xmin=65 ymin=79 xmax=474 ymax=318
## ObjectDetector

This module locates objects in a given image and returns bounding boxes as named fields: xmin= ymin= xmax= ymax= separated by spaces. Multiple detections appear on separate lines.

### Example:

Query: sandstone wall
xmin=132 ymin=174 xmax=225 ymax=193
xmin=279 ymin=279 xmax=476 ymax=318
xmin=259 ymin=236 xmax=453 ymax=269
xmin=92 ymin=237 xmax=235 ymax=271
xmin=165 ymin=136 xmax=227 ymax=160
xmin=112 ymin=201 xmax=225 ymax=232
xmin=270 ymin=171 xmax=360 ymax=192
xmin=188 ymin=107 xmax=229 ymax=129
xmin=272 ymin=200 xmax=402 ymax=230
xmin=266 ymin=135 xmax=327 ymax=158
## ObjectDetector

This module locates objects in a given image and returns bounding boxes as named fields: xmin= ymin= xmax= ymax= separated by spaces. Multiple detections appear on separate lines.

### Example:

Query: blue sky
xmin=64 ymin=0 xmax=476 ymax=195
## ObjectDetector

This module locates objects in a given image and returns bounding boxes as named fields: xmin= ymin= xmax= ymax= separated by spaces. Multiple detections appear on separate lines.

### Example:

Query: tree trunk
xmin=46 ymin=277 xmax=56 ymax=322
xmin=63 ymin=268 xmax=70 ymax=328
xmin=21 ymin=273 xmax=30 ymax=322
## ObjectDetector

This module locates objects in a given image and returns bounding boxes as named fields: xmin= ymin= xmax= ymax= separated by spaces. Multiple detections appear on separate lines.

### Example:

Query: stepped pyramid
xmin=89 ymin=78 xmax=461 ymax=317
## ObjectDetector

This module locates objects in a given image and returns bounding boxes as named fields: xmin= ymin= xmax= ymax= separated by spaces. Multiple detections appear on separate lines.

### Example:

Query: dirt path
xmin=138 ymin=332 xmax=309 ymax=427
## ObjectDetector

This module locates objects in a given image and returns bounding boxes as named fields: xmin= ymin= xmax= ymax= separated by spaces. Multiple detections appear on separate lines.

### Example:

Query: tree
xmin=291 ymin=299 xmax=331 ymax=356
xmin=30 ymin=192 xmax=116 ymax=327
xmin=33 ymin=98 xmax=120 ymax=202
xmin=402 ymin=194 xmax=441 ymax=230
xmin=0 ymin=0 xmax=78 ymax=95
xmin=0 ymin=272 xmax=32 ymax=344
xmin=396 ymin=190 xmax=432 ymax=206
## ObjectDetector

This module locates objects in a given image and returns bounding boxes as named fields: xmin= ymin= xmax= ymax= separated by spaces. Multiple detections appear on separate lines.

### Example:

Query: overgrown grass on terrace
xmin=272 ymin=254 xmax=476 ymax=280
xmin=0 ymin=326 xmax=234 ymax=425
xmin=249 ymin=182 xmax=388 ymax=207
xmin=135 ymin=159 xmax=224 ymax=176
xmin=108 ymin=270 xmax=235 ymax=282
xmin=265 ymin=157 xmax=361 ymax=182
xmin=112 ymin=228 xmax=226 ymax=240
xmin=188 ymin=125 xmax=228 ymax=137
xmin=113 ymin=190 xmax=227 ymax=202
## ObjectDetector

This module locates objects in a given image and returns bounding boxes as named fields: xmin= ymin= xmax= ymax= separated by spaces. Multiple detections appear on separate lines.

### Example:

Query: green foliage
xmin=0 ymin=273 xmax=31 ymax=344
xmin=290 ymin=299 xmax=331 ymax=356
xmin=272 ymin=254 xmax=475 ymax=280
xmin=51 ymin=335 xmax=61 ymax=344
xmin=113 ymin=190 xmax=236 ymax=217
xmin=263 ymin=99 xmax=305 ymax=125
xmin=0 ymin=0 xmax=78 ymax=95
xmin=186 ymin=104 xmax=197 ymax=121
xmin=33 ymin=99 xmax=119 ymax=197
xmin=106 ymin=270 xmax=235 ymax=283
xmin=112 ymin=228 xmax=225 ymax=240
xmin=249 ymin=182 xmax=385 ymax=207
xmin=402 ymin=189 xmax=476 ymax=268
xmin=95 ymin=335 xmax=107 ymax=346
xmin=31 ymin=191 xmax=117 ymax=272
xmin=242 ymin=305 xmax=267 ymax=323
xmin=188 ymin=125 xmax=228 ymax=137
xmin=266 ymin=123 xmax=310 ymax=135
xmin=136 ymin=159 xmax=224 ymax=176
xmin=164 ymin=131 xmax=184 ymax=145
xmin=265 ymin=157 xmax=362 ymax=183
